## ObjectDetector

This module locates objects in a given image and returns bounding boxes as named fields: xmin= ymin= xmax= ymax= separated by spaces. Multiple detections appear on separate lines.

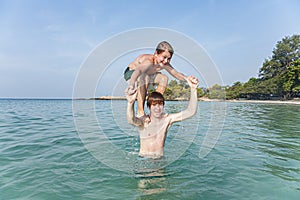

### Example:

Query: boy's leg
xmin=137 ymin=74 xmax=149 ymax=117
xmin=153 ymin=73 xmax=168 ymax=94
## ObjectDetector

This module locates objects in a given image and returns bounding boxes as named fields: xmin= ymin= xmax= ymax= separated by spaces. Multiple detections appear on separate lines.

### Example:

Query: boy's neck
xmin=149 ymin=113 xmax=163 ymax=123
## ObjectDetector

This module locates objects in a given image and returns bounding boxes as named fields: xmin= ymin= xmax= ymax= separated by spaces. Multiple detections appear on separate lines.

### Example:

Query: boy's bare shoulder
xmin=130 ymin=54 xmax=153 ymax=69
xmin=162 ymin=113 xmax=172 ymax=123
xmin=137 ymin=54 xmax=154 ymax=64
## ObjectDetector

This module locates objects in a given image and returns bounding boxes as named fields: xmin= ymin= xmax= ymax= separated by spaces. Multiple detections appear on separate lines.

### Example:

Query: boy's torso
xmin=138 ymin=115 xmax=171 ymax=157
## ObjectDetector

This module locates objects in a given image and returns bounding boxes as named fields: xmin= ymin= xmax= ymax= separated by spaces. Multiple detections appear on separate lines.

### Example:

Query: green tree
xmin=259 ymin=35 xmax=300 ymax=80
xmin=283 ymin=60 xmax=300 ymax=98
xmin=164 ymin=79 xmax=202 ymax=100
xmin=168 ymin=80 xmax=178 ymax=88
xmin=257 ymin=77 xmax=279 ymax=96
xmin=164 ymin=87 xmax=173 ymax=99
xmin=241 ymin=77 xmax=259 ymax=98
xmin=165 ymin=79 xmax=190 ymax=100
xmin=258 ymin=35 xmax=300 ymax=99
xmin=208 ymin=84 xmax=226 ymax=99
xmin=197 ymin=87 xmax=206 ymax=98
xmin=225 ymin=81 xmax=243 ymax=99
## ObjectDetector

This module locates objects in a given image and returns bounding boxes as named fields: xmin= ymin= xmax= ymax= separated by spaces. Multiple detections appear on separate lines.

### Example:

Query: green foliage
xmin=225 ymin=34 xmax=300 ymax=100
xmin=259 ymin=35 xmax=300 ymax=80
xmin=225 ymin=81 xmax=243 ymax=99
xmin=257 ymin=35 xmax=300 ymax=99
xmin=242 ymin=78 xmax=259 ymax=94
xmin=283 ymin=60 xmax=300 ymax=98
xmin=207 ymin=84 xmax=226 ymax=99
xmin=197 ymin=87 xmax=206 ymax=98
xmin=164 ymin=79 xmax=204 ymax=100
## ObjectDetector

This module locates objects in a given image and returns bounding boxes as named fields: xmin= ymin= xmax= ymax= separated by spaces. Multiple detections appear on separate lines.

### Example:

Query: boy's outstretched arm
xmin=125 ymin=86 xmax=143 ymax=126
xmin=169 ymin=76 xmax=199 ymax=123
xmin=163 ymin=64 xmax=187 ymax=81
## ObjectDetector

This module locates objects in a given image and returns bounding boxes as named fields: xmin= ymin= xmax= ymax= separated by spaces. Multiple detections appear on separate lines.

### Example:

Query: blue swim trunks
xmin=124 ymin=66 xmax=134 ymax=81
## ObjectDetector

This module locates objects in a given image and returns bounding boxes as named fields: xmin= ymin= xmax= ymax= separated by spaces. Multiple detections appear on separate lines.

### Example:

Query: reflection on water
xmin=133 ymin=156 xmax=170 ymax=198
xmin=136 ymin=168 xmax=168 ymax=197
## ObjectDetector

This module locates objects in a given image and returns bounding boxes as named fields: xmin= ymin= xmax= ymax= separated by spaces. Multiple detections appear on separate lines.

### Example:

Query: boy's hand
xmin=127 ymin=82 xmax=137 ymax=95
xmin=125 ymin=83 xmax=137 ymax=104
xmin=187 ymin=75 xmax=199 ymax=89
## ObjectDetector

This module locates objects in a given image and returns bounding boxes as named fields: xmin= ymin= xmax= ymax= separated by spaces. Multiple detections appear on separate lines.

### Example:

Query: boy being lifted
xmin=124 ymin=41 xmax=188 ymax=117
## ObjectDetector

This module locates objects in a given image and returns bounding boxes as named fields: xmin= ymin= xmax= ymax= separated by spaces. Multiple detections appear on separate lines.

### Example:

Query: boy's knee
xmin=137 ymin=75 xmax=149 ymax=87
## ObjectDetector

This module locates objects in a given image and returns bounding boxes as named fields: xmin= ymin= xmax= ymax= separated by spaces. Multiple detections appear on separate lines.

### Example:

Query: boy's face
xmin=155 ymin=50 xmax=172 ymax=66
xmin=149 ymin=100 xmax=164 ymax=118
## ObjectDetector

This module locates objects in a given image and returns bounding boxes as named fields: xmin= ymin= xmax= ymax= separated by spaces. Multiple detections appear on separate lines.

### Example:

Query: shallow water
xmin=0 ymin=99 xmax=299 ymax=199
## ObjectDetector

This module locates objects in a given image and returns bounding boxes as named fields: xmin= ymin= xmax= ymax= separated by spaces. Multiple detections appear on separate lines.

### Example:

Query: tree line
xmin=164 ymin=35 xmax=300 ymax=100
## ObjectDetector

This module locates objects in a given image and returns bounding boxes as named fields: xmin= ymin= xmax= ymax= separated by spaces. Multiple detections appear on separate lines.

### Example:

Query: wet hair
xmin=147 ymin=92 xmax=165 ymax=108
xmin=155 ymin=41 xmax=174 ymax=57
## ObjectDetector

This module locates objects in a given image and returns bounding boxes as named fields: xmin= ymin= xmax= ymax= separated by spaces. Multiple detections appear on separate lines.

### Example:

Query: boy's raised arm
xmin=125 ymin=85 xmax=143 ymax=126
xmin=169 ymin=76 xmax=199 ymax=123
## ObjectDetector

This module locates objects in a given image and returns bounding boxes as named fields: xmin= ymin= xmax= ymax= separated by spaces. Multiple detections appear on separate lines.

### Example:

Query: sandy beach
xmin=199 ymin=98 xmax=300 ymax=105
xmin=227 ymin=99 xmax=300 ymax=105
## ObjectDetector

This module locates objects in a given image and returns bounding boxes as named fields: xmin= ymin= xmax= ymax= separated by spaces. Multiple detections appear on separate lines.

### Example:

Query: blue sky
xmin=0 ymin=0 xmax=300 ymax=98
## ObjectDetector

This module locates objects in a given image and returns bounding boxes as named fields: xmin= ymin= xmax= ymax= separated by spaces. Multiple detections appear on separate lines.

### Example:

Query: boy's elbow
xmin=188 ymin=109 xmax=197 ymax=117
xmin=183 ymin=107 xmax=197 ymax=119
xmin=190 ymin=106 xmax=198 ymax=117
xmin=192 ymin=109 xmax=197 ymax=116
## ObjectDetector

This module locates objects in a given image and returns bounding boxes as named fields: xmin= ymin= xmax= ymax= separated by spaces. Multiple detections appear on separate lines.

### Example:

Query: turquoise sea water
xmin=0 ymin=99 xmax=299 ymax=200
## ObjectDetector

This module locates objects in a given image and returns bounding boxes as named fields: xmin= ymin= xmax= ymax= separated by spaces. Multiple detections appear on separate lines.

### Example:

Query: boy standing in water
xmin=125 ymin=75 xmax=199 ymax=158
xmin=124 ymin=41 xmax=188 ymax=117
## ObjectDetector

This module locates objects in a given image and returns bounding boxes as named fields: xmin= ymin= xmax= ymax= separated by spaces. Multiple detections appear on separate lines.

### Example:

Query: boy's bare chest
xmin=139 ymin=120 xmax=169 ymax=138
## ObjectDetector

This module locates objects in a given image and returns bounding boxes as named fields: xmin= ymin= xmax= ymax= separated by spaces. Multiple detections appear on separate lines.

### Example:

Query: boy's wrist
xmin=129 ymin=82 xmax=135 ymax=88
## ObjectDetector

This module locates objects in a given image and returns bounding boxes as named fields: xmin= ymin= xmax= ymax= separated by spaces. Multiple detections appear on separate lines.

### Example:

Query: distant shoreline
xmin=89 ymin=96 xmax=300 ymax=105
xmin=198 ymin=97 xmax=300 ymax=105
xmin=224 ymin=99 xmax=300 ymax=105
